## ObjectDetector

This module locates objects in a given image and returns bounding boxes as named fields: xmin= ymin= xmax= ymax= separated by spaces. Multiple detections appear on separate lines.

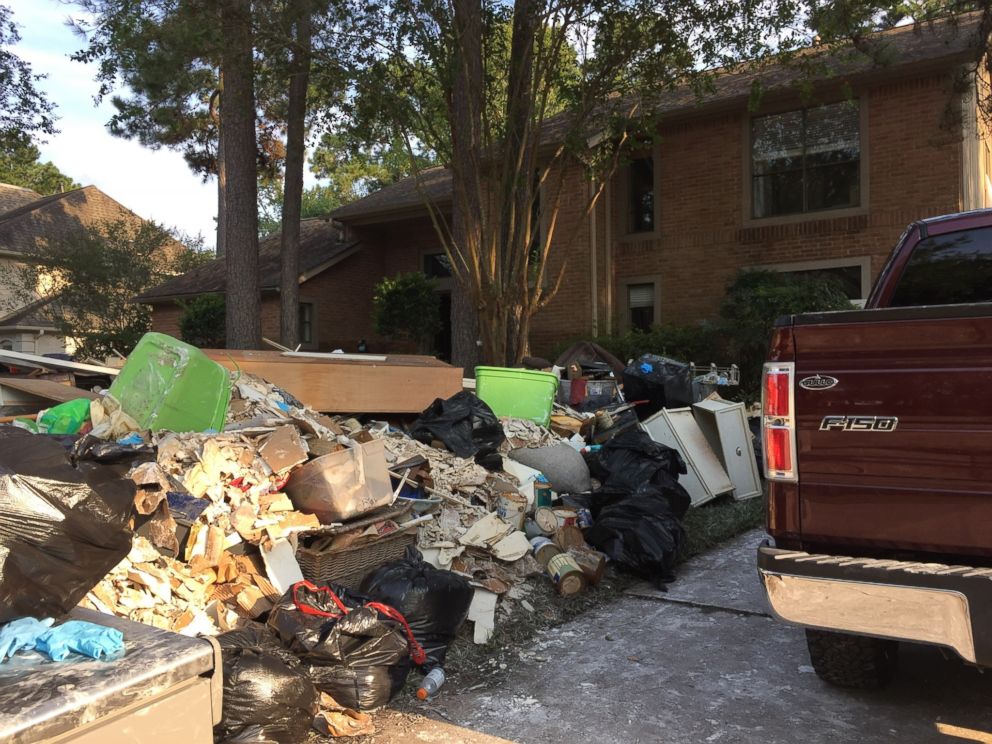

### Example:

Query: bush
xmin=179 ymin=294 xmax=226 ymax=348
xmin=373 ymin=272 xmax=441 ymax=353
xmin=720 ymin=270 xmax=853 ymax=399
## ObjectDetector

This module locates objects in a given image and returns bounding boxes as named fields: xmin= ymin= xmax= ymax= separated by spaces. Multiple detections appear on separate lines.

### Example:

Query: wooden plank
xmin=0 ymin=377 xmax=100 ymax=403
xmin=204 ymin=349 xmax=463 ymax=413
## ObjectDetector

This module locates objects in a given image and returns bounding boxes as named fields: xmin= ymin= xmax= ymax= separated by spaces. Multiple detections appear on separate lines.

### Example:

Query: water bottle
xmin=416 ymin=668 xmax=446 ymax=699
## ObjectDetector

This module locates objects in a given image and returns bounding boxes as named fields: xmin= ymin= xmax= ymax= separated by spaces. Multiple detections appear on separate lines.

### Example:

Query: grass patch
xmin=680 ymin=491 xmax=766 ymax=560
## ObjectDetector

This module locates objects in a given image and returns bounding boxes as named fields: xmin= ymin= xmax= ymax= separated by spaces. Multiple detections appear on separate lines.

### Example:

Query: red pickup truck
xmin=757 ymin=208 xmax=992 ymax=688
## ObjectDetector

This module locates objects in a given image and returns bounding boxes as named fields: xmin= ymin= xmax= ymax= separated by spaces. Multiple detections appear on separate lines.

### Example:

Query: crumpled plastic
xmin=0 ymin=428 xmax=135 ymax=623
xmin=35 ymin=620 xmax=124 ymax=661
xmin=622 ymin=354 xmax=693 ymax=420
xmin=360 ymin=546 xmax=474 ymax=671
xmin=584 ymin=483 xmax=687 ymax=588
xmin=585 ymin=427 xmax=688 ymax=505
xmin=215 ymin=626 xmax=318 ymax=744
xmin=409 ymin=391 xmax=505 ymax=466
xmin=267 ymin=582 xmax=413 ymax=711
xmin=0 ymin=617 xmax=54 ymax=662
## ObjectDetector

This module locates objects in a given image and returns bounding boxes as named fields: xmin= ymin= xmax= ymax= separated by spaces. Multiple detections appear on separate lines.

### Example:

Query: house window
xmin=759 ymin=258 xmax=869 ymax=305
xmin=0 ymin=339 xmax=12 ymax=351
xmin=627 ymin=282 xmax=656 ymax=331
xmin=423 ymin=253 xmax=453 ymax=278
xmin=629 ymin=157 xmax=655 ymax=233
xmin=751 ymin=100 xmax=860 ymax=219
xmin=299 ymin=303 xmax=313 ymax=344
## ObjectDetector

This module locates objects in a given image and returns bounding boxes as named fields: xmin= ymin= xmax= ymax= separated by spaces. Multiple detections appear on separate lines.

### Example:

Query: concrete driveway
xmin=369 ymin=530 xmax=992 ymax=743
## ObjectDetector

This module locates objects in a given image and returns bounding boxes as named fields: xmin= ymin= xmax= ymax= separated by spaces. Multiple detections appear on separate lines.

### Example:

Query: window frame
xmin=743 ymin=95 xmax=870 ymax=227
xmin=298 ymin=301 xmax=315 ymax=347
xmin=751 ymin=256 xmax=872 ymax=306
xmin=618 ymin=275 xmax=662 ymax=331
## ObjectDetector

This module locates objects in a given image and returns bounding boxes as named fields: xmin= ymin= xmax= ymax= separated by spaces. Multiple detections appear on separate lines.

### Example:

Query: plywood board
xmin=0 ymin=377 xmax=100 ymax=403
xmin=203 ymin=349 xmax=463 ymax=413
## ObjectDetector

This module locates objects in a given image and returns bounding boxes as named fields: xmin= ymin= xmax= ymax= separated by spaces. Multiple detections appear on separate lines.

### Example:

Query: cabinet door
xmin=714 ymin=406 xmax=761 ymax=500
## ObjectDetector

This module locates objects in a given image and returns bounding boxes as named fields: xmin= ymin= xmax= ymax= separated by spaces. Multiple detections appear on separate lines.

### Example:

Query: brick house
xmin=0 ymin=184 xmax=181 ymax=355
xmin=145 ymin=15 xmax=992 ymax=359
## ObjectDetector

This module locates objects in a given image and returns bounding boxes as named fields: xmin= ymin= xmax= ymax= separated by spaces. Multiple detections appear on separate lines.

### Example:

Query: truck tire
xmin=805 ymin=629 xmax=898 ymax=689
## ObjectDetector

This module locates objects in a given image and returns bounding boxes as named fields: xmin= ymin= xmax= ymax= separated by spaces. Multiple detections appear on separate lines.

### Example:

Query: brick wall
xmin=525 ymin=70 xmax=970 ymax=356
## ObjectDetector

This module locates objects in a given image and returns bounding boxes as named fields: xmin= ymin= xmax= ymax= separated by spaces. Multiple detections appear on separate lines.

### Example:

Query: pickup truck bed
xmin=757 ymin=208 xmax=992 ymax=687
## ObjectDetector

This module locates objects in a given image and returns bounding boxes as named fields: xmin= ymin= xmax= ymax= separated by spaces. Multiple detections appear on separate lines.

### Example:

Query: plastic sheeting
xmin=0 ymin=428 xmax=135 ymax=623
xmin=409 ymin=391 xmax=505 ymax=467
xmin=361 ymin=546 xmax=474 ymax=671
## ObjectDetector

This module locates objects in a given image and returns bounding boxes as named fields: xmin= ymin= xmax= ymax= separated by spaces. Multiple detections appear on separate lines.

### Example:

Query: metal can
xmin=534 ymin=506 xmax=558 ymax=534
xmin=529 ymin=536 xmax=560 ymax=568
xmin=534 ymin=477 xmax=553 ymax=509
xmin=546 ymin=552 xmax=585 ymax=596
xmin=576 ymin=508 xmax=593 ymax=529
xmin=553 ymin=509 xmax=578 ymax=528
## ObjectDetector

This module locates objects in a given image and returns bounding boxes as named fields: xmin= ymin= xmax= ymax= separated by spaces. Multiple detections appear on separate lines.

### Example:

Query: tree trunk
xmin=449 ymin=0 xmax=483 ymax=371
xmin=221 ymin=0 xmax=261 ymax=349
xmin=279 ymin=2 xmax=311 ymax=348
xmin=211 ymin=83 xmax=227 ymax=258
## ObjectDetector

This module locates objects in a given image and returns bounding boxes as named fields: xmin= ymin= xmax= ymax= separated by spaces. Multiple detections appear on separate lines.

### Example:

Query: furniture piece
xmin=692 ymin=398 xmax=762 ymax=501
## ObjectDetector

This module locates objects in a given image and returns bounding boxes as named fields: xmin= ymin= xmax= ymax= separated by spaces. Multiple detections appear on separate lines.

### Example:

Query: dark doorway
xmin=435 ymin=291 xmax=452 ymax=361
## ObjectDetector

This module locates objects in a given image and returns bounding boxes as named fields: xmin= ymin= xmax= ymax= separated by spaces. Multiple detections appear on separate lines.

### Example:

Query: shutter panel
xmin=628 ymin=283 xmax=655 ymax=308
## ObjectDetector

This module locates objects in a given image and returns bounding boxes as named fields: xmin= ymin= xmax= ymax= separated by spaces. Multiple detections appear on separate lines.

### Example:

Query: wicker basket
xmin=296 ymin=527 xmax=417 ymax=589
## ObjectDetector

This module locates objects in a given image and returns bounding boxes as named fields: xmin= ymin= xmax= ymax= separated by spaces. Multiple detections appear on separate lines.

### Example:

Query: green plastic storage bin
xmin=475 ymin=366 xmax=559 ymax=426
xmin=109 ymin=332 xmax=231 ymax=433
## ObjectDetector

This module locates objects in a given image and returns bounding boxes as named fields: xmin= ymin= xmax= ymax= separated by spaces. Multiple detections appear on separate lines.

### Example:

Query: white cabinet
xmin=692 ymin=398 xmax=762 ymax=501
xmin=641 ymin=407 xmax=734 ymax=506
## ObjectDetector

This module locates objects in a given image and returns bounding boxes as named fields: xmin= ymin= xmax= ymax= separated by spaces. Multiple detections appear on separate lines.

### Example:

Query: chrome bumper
xmin=757 ymin=544 xmax=992 ymax=666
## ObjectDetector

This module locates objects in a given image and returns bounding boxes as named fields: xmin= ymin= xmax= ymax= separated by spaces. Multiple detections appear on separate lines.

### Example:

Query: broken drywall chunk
xmin=259 ymin=425 xmax=309 ymax=474
xmin=261 ymin=537 xmax=304 ymax=595
xmin=467 ymin=588 xmax=498 ymax=644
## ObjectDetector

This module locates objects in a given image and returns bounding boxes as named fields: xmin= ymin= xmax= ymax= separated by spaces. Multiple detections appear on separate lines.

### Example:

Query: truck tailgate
xmin=793 ymin=309 xmax=992 ymax=557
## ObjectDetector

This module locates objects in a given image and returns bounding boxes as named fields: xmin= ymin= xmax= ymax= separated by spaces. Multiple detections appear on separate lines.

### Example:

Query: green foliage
xmin=0 ymin=5 xmax=56 ymax=150
xmin=258 ymin=182 xmax=341 ymax=235
xmin=6 ymin=219 xmax=203 ymax=359
xmin=373 ymin=272 xmax=441 ymax=353
xmin=720 ymin=270 xmax=853 ymax=397
xmin=178 ymin=294 xmax=226 ymax=348
xmin=0 ymin=141 xmax=78 ymax=195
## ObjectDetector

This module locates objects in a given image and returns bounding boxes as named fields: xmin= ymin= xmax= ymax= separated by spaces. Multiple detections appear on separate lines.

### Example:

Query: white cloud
xmin=6 ymin=0 xmax=219 ymax=248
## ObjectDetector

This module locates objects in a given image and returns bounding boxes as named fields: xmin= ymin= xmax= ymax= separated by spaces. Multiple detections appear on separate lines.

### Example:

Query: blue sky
xmin=7 ymin=0 xmax=220 ymax=248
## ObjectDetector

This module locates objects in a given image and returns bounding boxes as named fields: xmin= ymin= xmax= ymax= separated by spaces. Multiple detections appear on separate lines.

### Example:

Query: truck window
xmin=890 ymin=226 xmax=992 ymax=306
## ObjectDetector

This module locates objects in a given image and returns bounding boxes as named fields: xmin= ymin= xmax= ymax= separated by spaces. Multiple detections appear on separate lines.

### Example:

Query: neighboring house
xmin=146 ymin=15 xmax=992 ymax=359
xmin=0 ymin=184 xmax=173 ymax=355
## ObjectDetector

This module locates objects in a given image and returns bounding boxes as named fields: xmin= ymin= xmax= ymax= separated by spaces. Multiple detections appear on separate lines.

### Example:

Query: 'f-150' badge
xmin=800 ymin=374 xmax=838 ymax=391
xmin=819 ymin=415 xmax=899 ymax=432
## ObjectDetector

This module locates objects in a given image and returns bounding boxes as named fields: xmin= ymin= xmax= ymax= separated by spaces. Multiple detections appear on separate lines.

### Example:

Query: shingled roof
xmin=136 ymin=217 xmax=357 ymax=303
xmin=0 ymin=184 xmax=43 ymax=215
xmin=332 ymin=13 xmax=983 ymax=222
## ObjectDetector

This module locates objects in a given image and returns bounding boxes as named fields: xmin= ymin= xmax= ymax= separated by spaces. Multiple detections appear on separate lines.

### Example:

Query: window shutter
xmin=628 ymin=283 xmax=654 ymax=308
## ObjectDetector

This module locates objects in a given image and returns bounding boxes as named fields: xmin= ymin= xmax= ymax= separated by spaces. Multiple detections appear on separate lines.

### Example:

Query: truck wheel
xmin=805 ymin=629 xmax=898 ymax=689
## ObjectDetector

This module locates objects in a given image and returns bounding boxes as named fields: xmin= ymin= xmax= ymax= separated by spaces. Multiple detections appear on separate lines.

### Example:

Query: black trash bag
xmin=585 ymin=483 xmax=686 ymax=587
xmin=360 ymin=546 xmax=474 ymax=671
xmin=0 ymin=428 xmax=135 ymax=622
xmin=586 ymin=428 xmax=687 ymax=500
xmin=216 ymin=626 xmax=318 ymax=744
xmin=409 ymin=391 xmax=505 ymax=464
xmin=71 ymin=434 xmax=156 ymax=465
xmin=622 ymin=354 xmax=693 ymax=420
xmin=267 ymin=582 xmax=416 ymax=711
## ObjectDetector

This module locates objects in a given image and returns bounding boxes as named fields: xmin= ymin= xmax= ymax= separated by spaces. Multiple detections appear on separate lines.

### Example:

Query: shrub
xmin=373 ymin=272 xmax=441 ymax=353
xmin=179 ymin=294 xmax=226 ymax=348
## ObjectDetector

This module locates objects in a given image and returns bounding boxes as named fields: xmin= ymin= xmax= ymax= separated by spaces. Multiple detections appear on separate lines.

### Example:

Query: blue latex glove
xmin=36 ymin=621 xmax=125 ymax=662
xmin=0 ymin=618 xmax=55 ymax=662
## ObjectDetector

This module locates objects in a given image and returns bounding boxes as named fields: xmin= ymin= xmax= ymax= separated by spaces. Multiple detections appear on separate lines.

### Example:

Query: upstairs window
xmin=629 ymin=157 xmax=655 ymax=232
xmin=423 ymin=253 xmax=453 ymax=278
xmin=752 ymin=100 xmax=860 ymax=219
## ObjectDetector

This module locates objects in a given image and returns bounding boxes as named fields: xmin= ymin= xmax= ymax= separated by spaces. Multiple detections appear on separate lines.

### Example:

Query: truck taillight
xmin=762 ymin=362 xmax=797 ymax=482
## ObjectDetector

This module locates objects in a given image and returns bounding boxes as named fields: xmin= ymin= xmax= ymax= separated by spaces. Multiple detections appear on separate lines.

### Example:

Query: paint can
xmin=496 ymin=491 xmax=527 ymax=530
xmin=534 ymin=477 xmax=553 ymax=509
xmin=553 ymin=509 xmax=578 ymax=528
xmin=523 ymin=519 xmax=544 ymax=539
xmin=529 ymin=536 xmax=560 ymax=568
xmin=534 ymin=506 xmax=558 ymax=535
xmin=567 ymin=545 xmax=606 ymax=586
xmin=553 ymin=525 xmax=586 ymax=552
xmin=575 ymin=508 xmax=593 ymax=529
xmin=546 ymin=552 xmax=585 ymax=596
